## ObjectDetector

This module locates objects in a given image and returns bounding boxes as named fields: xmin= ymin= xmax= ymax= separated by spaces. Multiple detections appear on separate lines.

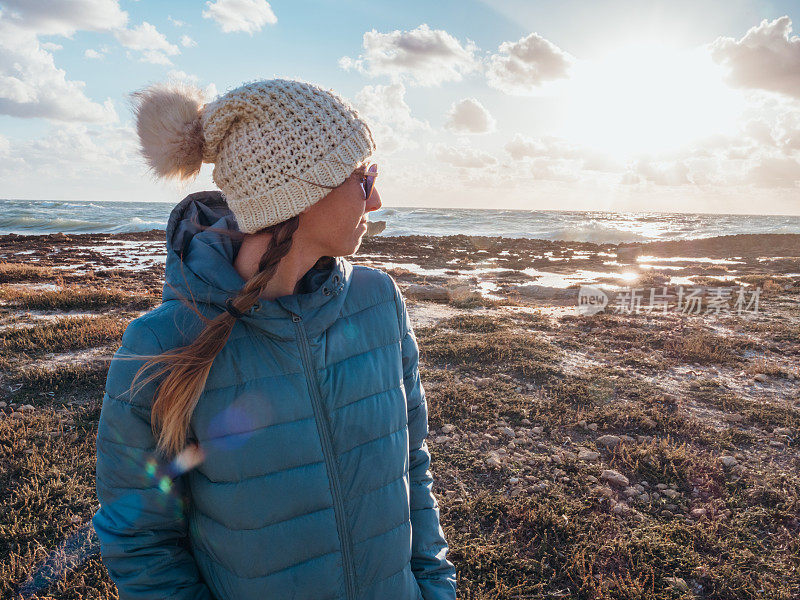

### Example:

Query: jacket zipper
xmin=292 ymin=313 xmax=357 ymax=600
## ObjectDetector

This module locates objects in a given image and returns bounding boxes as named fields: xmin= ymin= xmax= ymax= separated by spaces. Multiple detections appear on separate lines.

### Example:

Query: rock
xmin=405 ymin=283 xmax=452 ymax=302
xmin=616 ymin=245 xmax=643 ymax=263
xmin=475 ymin=377 xmax=493 ymax=388
xmin=532 ymin=426 xmax=543 ymax=435
xmin=509 ymin=477 xmax=520 ymax=484
xmin=10 ymin=412 xmax=24 ymax=419
xmin=601 ymin=469 xmax=630 ymax=487
xmin=719 ymin=455 xmax=738 ymax=468
xmin=690 ymin=508 xmax=707 ymax=519
xmin=663 ymin=488 xmax=679 ymax=499
xmin=434 ymin=436 xmax=449 ymax=444
xmin=501 ymin=427 xmax=516 ymax=438
xmin=753 ymin=373 xmax=768 ymax=383
xmin=515 ymin=284 xmax=579 ymax=300
xmin=364 ymin=220 xmax=386 ymax=236
xmin=441 ymin=424 xmax=455 ymax=434
xmin=640 ymin=416 xmax=657 ymax=429
xmin=597 ymin=435 xmax=622 ymax=449
xmin=773 ymin=427 xmax=792 ymax=436
xmin=486 ymin=452 xmax=502 ymax=468
xmin=591 ymin=485 xmax=614 ymax=498
xmin=611 ymin=502 xmax=630 ymax=515
xmin=624 ymin=486 xmax=639 ymax=498
xmin=656 ymin=483 xmax=668 ymax=490
xmin=577 ymin=419 xmax=588 ymax=428
xmin=638 ymin=493 xmax=650 ymax=502
xmin=587 ymin=423 xmax=598 ymax=431
xmin=561 ymin=451 xmax=577 ymax=461
xmin=550 ymin=453 xmax=563 ymax=465
xmin=769 ymin=440 xmax=784 ymax=448
xmin=21 ymin=404 xmax=35 ymax=412
xmin=577 ymin=448 xmax=600 ymax=461
xmin=0 ymin=401 xmax=6 ymax=408
xmin=664 ymin=577 xmax=689 ymax=593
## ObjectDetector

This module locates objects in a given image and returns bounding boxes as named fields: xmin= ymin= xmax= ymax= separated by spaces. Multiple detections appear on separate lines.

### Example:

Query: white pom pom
xmin=130 ymin=81 xmax=207 ymax=181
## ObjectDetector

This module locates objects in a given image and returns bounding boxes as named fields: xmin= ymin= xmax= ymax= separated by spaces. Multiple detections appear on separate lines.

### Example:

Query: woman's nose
xmin=367 ymin=188 xmax=381 ymax=212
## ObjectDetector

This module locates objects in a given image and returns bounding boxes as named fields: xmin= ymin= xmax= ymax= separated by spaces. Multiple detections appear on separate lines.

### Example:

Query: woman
xmin=92 ymin=78 xmax=457 ymax=600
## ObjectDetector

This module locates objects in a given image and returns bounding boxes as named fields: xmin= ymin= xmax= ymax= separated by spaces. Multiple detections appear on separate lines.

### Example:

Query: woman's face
xmin=297 ymin=165 xmax=382 ymax=257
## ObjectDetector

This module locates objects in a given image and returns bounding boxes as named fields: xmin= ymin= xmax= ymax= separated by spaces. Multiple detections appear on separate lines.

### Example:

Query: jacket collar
xmin=163 ymin=190 xmax=352 ymax=341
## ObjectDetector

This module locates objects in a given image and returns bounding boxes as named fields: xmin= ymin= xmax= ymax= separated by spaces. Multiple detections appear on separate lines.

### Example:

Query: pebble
xmin=509 ymin=477 xmax=520 ymax=484
xmin=656 ymin=483 xmax=668 ymax=490
xmin=719 ymin=455 xmax=738 ymax=468
xmin=753 ymin=373 xmax=768 ymax=383
xmin=577 ymin=448 xmax=600 ymax=461
xmin=773 ymin=427 xmax=792 ymax=436
xmin=0 ymin=401 xmax=6 ymax=408
xmin=441 ymin=424 xmax=455 ymax=434
xmin=664 ymin=577 xmax=689 ymax=592
xmin=611 ymin=503 xmax=630 ymax=515
xmin=638 ymin=493 xmax=650 ymax=502
xmin=486 ymin=453 xmax=502 ymax=468
xmin=624 ymin=486 xmax=639 ymax=498
xmin=601 ymin=469 xmax=630 ymax=487
xmin=501 ymin=427 xmax=515 ymax=438
xmin=663 ymin=489 xmax=679 ymax=499
xmin=769 ymin=440 xmax=784 ymax=448
xmin=434 ymin=436 xmax=449 ymax=444
xmin=587 ymin=423 xmax=598 ymax=431
xmin=596 ymin=435 xmax=621 ymax=449
xmin=690 ymin=508 xmax=707 ymax=518
xmin=532 ymin=426 xmax=543 ymax=435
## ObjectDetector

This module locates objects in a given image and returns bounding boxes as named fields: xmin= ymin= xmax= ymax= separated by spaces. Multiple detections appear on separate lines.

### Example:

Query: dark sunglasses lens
xmin=365 ymin=175 xmax=375 ymax=199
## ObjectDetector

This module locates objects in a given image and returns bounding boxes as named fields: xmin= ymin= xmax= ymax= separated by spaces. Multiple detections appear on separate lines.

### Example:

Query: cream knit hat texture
xmin=132 ymin=78 xmax=376 ymax=233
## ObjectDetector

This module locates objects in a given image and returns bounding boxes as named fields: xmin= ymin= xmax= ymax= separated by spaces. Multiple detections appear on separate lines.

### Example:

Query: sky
xmin=0 ymin=0 xmax=799 ymax=215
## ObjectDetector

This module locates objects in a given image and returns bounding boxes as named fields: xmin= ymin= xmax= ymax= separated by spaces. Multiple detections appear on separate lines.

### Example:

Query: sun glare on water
xmin=558 ymin=41 xmax=746 ymax=161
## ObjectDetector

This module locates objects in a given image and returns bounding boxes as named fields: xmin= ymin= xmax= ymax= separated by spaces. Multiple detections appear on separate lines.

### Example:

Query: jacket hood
xmin=163 ymin=190 xmax=352 ymax=340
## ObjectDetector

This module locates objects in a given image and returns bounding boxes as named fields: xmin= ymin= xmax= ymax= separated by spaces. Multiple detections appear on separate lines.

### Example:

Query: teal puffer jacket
xmin=92 ymin=191 xmax=457 ymax=600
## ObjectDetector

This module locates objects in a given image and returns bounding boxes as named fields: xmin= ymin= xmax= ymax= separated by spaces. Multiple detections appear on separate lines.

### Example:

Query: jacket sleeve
xmin=393 ymin=281 xmax=458 ymax=600
xmin=91 ymin=320 xmax=214 ymax=600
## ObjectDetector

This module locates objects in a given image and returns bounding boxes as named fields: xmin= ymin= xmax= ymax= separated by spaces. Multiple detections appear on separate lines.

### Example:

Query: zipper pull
xmin=291 ymin=313 xmax=301 ymax=323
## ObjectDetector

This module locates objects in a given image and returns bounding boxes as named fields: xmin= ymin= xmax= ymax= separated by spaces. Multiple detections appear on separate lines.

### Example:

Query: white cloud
xmin=444 ymin=98 xmax=496 ymax=134
xmin=167 ymin=70 xmax=218 ymax=102
xmin=0 ymin=0 xmax=128 ymax=36
xmin=340 ymin=23 xmax=480 ymax=86
xmin=114 ymin=21 xmax=180 ymax=65
xmin=202 ymin=0 xmax=277 ymax=35
xmin=0 ymin=133 xmax=10 ymax=154
xmin=487 ymin=32 xmax=574 ymax=95
xmin=0 ymin=122 xmax=139 ymax=180
xmin=433 ymin=143 xmax=497 ymax=169
xmin=530 ymin=158 xmax=580 ymax=182
xmin=710 ymin=16 xmax=800 ymax=99
xmin=353 ymin=82 xmax=430 ymax=154
xmin=0 ymin=19 xmax=117 ymax=122
xmin=84 ymin=48 xmax=104 ymax=59
xmin=747 ymin=156 xmax=800 ymax=187
xmin=180 ymin=34 xmax=197 ymax=48
xmin=41 ymin=42 xmax=63 ymax=51
xmin=168 ymin=16 xmax=187 ymax=27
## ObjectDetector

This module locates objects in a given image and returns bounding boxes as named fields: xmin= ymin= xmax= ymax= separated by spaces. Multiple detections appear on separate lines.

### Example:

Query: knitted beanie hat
xmin=132 ymin=78 xmax=376 ymax=233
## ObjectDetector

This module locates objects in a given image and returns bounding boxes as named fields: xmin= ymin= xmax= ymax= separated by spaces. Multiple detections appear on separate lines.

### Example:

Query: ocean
xmin=2 ymin=198 xmax=799 ymax=244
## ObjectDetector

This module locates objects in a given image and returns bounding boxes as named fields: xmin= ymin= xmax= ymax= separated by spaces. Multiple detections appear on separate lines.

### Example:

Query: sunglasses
xmin=361 ymin=163 xmax=378 ymax=202
xmin=279 ymin=159 xmax=379 ymax=201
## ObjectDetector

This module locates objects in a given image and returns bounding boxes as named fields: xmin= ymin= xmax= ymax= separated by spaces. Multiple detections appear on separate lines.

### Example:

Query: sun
xmin=556 ymin=41 xmax=746 ymax=161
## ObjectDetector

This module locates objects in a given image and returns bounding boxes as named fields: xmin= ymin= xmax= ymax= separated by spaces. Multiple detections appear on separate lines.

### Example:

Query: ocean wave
xmin=535 ymin=222 xmax=654 ymax=244
xmin=0 ymin=215 xmax=110 ymax=233
xmin=108 ymin=217 xmax=167 ymax=233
